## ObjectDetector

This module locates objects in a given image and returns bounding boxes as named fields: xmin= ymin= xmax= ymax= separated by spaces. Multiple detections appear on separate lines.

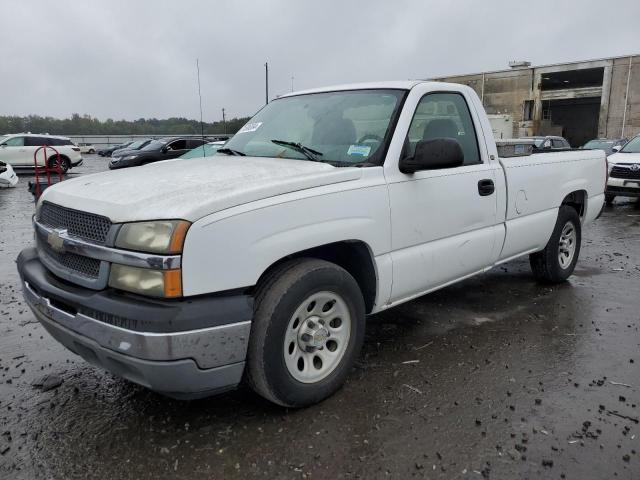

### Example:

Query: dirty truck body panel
xmin=17 ymin=81 xmax=606 ymax=400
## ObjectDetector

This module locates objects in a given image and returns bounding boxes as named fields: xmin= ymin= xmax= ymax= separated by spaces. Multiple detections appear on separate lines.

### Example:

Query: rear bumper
xmin=70 ymin=158 xmax=83 ymax=167
xmin=17 ymin=247 xmax=254 ymax=399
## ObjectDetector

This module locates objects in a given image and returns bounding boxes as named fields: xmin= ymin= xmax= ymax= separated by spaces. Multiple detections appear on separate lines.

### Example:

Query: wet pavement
xmin=0 ymin=156 xmax=639 ymax=479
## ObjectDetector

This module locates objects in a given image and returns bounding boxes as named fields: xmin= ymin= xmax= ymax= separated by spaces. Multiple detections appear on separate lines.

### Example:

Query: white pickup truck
xmin=18 ymin=81 xmax=606 ymax=407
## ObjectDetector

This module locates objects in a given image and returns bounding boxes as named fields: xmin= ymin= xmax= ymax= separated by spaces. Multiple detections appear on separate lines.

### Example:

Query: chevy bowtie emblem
xmin=47 ymin=229 xmax=67 ymax=253
xmin=631 ymin=164 xmax=640 ymax=172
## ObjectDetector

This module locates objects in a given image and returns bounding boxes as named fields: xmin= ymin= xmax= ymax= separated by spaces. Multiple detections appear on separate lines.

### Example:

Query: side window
xmin=24 ymin=137 xmax=45 ymax=146
xmin=405 ymin=92 xmax=481 ymax=166
xmin=188 ymin=139 xmax=206 ymax=149
xmin=5 ymin=136 xmax=25 ymax=146
xmin=552 ymin=139 xmax=564 ymax=148
xmin=168 ymin=140 xmax=188 ymax=151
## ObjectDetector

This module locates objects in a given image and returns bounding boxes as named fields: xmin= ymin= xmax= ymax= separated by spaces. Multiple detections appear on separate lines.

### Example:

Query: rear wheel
xmin=246 ymin=258 xmax=365 ymax=407
xmin=605 ymin=193 xmax=615 ymax=205
xmin=88 ymin=148 xmax=95 ymax=154
xmin=529 ymin=205 xmax=581 ymax=283
xmin=48 ymin=156 xmax=70 ymax=173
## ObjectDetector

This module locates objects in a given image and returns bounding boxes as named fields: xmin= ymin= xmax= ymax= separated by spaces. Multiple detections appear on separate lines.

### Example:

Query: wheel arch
xmin=561 ymin=190 xmax=587 ymax=218
xmin=254 ymin=240 xmax=378 ymax=314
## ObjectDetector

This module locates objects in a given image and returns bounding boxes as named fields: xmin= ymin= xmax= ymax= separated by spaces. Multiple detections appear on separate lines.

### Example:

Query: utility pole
xmin=265 ymin=62 xmax=269 ymax=104
xmin=222 ymin=108 xmax=226 ymax=133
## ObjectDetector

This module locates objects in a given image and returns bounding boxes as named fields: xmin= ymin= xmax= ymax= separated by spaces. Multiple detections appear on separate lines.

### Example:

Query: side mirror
xmin=612 ymin=145 xmax=621 ymax=153
xmin=161 ymin=145 xmax=169 ymax=153
xmin=399 ymin=138 xmax=464 ymax=174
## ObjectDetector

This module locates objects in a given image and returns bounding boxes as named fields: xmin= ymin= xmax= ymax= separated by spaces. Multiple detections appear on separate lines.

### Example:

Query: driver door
xmin=384 ymin=87 xmax=502 ymax=304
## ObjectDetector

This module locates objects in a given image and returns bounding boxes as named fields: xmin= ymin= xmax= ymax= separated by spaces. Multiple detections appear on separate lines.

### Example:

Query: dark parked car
xmin=111 ymin=138 xmax=153 ymax=158
xmin=528 ymin=136 xmax=571 ymax=150
xmin=98 ymin=142 xmax=133 ymax=157
xmin=582 ymin=138 xmax=627 ymax=156
xmin=108 ymin=137 xmax=208 ymax=169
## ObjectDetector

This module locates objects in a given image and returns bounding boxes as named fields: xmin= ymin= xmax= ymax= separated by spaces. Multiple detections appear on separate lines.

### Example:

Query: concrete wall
xmin=604 ymin=56 xmax=640 ymax=139
xmin=435 ymin=54 xmax=640 ymax=141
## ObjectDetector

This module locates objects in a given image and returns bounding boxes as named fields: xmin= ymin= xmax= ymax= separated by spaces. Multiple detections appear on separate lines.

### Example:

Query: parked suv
xmin=605 ymin=134 xmax=640 ymax=204
xmin=109 ymin=137 xmax=207 ymax=169
xmin=0 ymin=133 xmax=82 ymax=172
xmin=77 ymin=143 xmax=96 ymax=154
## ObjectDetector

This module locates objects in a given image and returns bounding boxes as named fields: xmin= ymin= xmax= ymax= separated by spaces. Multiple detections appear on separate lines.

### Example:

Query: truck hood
xmin=609 ymin=152 xmax=640 ymax=164
xmin=40 ymin=156 xmax=362 ymax=222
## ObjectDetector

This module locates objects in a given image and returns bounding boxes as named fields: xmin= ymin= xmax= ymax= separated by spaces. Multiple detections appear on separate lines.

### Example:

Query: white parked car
xmin=0 ymin=161 xmax=18 ymax=188
xmin=17 ymin=81 xmax=606 ymax=407
xmin=0 ymin=133 xmax=83 ymax=172
xmin=605 ymin=134 xmax=640 ymax=204
xmin=77 ymin=143 xmax=96 ymax=154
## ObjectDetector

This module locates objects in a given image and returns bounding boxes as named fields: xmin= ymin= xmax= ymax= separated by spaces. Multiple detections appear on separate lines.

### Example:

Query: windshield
xmin=0 ymin=135 xmax=8 ymax=145
xmin=127 ymin=140 xmax=147 ymax=150
xmin=180 ymin=143 xmax=224 ymax=159
xmin=531 ymin=138 xmax=546 ymax=148
xmin=583 ymin=140 xmax=615 ymax=151
xmin=222 ymin=89 xmax=405 ymax=165
xmin=620 ymin=136 xmax=640 ymax=153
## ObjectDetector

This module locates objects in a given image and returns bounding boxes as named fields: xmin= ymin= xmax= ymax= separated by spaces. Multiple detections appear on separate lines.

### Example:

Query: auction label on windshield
xmin=347 ymin=144 xmax=371 ymax=157
xmin=237 ymin=122 xmax=262 ymax=134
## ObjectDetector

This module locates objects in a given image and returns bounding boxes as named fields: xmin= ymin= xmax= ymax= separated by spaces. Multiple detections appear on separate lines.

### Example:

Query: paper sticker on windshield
xmin=237 ymin=122 xmax=262 ymax=134
xmin=347 ymin=145 xmax=371 ymax=157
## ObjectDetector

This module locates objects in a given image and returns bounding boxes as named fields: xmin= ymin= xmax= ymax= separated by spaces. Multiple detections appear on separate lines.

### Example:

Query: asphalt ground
xmin=0 ymin=155 xmax=638 ymax=479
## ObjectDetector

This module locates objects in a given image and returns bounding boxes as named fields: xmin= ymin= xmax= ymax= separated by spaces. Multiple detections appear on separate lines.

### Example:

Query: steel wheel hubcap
xmin=558 ymin=221 xmax=576 ymax=268
xmin=284 ymin=291 xmax=351 ymax=383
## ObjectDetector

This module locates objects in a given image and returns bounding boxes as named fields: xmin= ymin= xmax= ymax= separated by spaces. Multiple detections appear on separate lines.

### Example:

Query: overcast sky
xmin=2 ymin=0 xmax=638 ymax=122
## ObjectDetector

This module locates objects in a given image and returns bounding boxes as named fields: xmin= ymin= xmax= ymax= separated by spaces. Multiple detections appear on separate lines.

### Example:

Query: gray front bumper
xmin=35 ymin=306 xmax=245 ymax=399
xmin=18 ymin=249 xmax=253 ymax=399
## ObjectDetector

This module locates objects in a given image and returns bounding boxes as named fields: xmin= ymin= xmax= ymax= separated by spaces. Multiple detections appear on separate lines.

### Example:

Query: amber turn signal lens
xmin=168 ymin=221 xmax=191 ymax=254
xmin=163 ymin=269 xmax=183 ymax=298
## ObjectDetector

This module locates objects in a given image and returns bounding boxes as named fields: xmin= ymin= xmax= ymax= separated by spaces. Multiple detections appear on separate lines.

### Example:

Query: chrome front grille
xmin=39 ymin=239 xmax=101 ymax=279
xmin=611 ymin=165 xmax=640 ymax=180
xmin=39 ymin=202 xmax=112 ymax=244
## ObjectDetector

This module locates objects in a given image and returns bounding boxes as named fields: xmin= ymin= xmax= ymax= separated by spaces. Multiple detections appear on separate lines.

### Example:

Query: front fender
xmin=181 ymin=182 xmax=391 ymax=296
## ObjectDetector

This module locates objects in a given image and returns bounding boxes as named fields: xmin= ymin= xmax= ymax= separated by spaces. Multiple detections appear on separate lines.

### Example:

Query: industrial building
xmin=433 ymin=54 xmax=639 ymax=146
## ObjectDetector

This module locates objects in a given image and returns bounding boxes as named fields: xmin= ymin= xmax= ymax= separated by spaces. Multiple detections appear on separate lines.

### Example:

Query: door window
xmin=405 ymin=92 xmax=481 ymax=166
xmin=5 ymin=136 xmax=25 ymax=147
xmin=187 ymin=139 xmax=206 ymax=149
xmin=167 ymin=140 xmax=188 ymax=151
xmin=552 ymin=139 xmax=565 ymax=148
xmin=25 ymin=137 xmax=48 ymax=147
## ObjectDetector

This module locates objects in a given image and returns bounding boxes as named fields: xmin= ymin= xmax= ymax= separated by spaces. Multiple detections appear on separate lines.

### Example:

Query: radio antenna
xmin=196 ymin=59 xmax=206 ymax=157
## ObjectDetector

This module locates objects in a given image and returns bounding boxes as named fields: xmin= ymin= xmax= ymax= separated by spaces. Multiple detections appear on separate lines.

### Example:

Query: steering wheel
xmin=357 ymin=134 xmax=384 ymax=144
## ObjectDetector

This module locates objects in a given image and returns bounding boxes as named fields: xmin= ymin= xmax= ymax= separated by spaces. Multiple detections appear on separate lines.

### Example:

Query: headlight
xmin=109 ymin=264 xmax=182 ymax=298
xmin=123 ymin=155 xmax=138 ymax=161
xmin=115 ymin=220 xmax=190 ymax=254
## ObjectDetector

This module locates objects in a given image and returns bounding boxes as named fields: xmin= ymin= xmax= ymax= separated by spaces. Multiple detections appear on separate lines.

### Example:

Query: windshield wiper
xmin=271 ymin=140 xmax=323 ymax=162
xmin=217 ymin=148 xmax=245 ymax=156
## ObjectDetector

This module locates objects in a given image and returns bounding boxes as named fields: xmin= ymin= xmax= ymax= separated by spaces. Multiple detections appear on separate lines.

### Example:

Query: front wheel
xmin=246 ymin=258 xmax=365 ymax=407
xmin=529 ymin=205 xmax=581 ymax=283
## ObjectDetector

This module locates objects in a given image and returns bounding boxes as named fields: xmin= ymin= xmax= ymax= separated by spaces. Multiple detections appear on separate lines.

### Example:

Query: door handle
xmin=478 ymin=179 xmax=494 ymax=196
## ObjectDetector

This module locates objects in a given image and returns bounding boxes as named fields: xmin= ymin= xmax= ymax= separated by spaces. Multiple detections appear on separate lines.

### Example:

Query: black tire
xmin=48 ymin=156 xmax=70 ymax=173
xmin=246 ymin=258 xmax=365 ymax=408
xmin=529 ymin=205 xmax=581 ymax=283
xmin=88 ymin=149 xmax=95 ymax=154
xmin=605 ymin=194 xmax=615 ymax=205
